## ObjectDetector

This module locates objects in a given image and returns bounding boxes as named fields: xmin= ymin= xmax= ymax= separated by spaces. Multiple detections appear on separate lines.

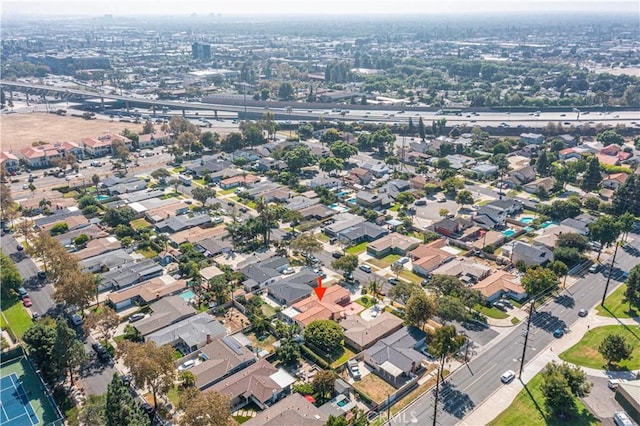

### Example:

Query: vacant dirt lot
xmin=1 ymin=112 xmax=142 ymax=150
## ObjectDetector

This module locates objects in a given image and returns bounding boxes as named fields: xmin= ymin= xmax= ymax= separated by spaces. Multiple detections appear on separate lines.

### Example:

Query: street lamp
xmin=286 ymin=106 xmax=293 ymax=137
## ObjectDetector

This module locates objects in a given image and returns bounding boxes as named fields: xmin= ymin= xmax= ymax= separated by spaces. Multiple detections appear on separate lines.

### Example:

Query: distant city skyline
xmin=2 ymin=0 xmax=639 ymax=18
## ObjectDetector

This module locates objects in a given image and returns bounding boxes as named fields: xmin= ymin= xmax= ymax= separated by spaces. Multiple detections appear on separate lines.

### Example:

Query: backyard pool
xmin=520 ymin=217 xmax=534 ymax=224
xmin=524 ymin=226 xmax=534 ymax=232
xmin=337 ymin=191 xmax=350 ymax=198
xmin=540 ymin=221 xmax=557 ymax=229
xmin=346 ymin=197 xmax=357 ymax=204
xmin=502 ymin=229 xmax=516 ymax=237
xmin=329 ymin=203 xmax=349 ymax=212
xmin=180 ymin=290 xmax=196 ymax=301
xmin=95 ymin=194 xmax=110 ymax=201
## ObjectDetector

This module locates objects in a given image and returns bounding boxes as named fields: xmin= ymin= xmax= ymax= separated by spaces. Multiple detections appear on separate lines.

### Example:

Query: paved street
xmin=391 ymin=233 xmax=639 ymax=426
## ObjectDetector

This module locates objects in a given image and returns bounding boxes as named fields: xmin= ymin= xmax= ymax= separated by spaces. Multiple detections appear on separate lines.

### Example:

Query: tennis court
xmin=0 ymin=352 xmax=63 ymax=426
xmin=1 ymin=373 xmax=38 ymax=426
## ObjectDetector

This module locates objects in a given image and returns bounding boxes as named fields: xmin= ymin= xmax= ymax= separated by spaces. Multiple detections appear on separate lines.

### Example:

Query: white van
xmin=613 ymin=412 xmax=633 ymax=426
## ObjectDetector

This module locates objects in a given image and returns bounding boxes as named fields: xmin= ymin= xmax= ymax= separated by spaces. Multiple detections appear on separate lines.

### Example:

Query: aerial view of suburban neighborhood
xmin=1 ymin=1 xmax=640 ymax=425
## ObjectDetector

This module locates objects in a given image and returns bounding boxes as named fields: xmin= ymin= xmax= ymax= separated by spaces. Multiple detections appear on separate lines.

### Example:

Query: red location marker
xmin=314 ymin=276 xmax=326 ymax=301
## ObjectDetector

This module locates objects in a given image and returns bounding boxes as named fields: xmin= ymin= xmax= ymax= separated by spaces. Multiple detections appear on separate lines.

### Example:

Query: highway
xmin=392 ymin=235 xmax=640 ymax=425
xmin=3 ymin=80 xmax=639 ymax=129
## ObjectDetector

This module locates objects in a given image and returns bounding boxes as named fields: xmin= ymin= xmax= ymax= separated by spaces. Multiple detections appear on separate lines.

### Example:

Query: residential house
xmin=379 ymin=179 xmax=411 ymax=200
xmin=267 ymin=270 xmax=319 ymax=306
xmin=254 ymin=157 xmax=287 ymax=173
xmin=431 ymin=218 xmax=473 ymax=238
xmin=101 ymin=259 xmax=164 ymax=291
xmin=143 ymin=200 xmax=191 ymax=223
xmin=40 ymin=214 xmax=90 ymax=234
xmin=133 ymin=295 xmax=196 ymax=336
xmin=219 ymin=174 xmax=261 ymax=189
xmin=107 ymin=276 xmax=188 ymax=311
xmin=170 ymin=225 xmax=226 ymax=247
xmin=342 ymin=312 xmax=404 ymax=352
xmin=83 ymin=134 xmax=131 ymax=157
xmin=146 ymin=313 xmax=226 ymax=354
xmin=286 ymin=285 xmax=350 ymax=327
xmin=472 ymin=163 xmax=499 ymax=179
xmin=241 ymin=256 xmax=290 ymax=292
xmin=364 ymin=326 xmax=427 ymax=387
xmin=192 ymin=335 xmax=257 ymax=391
xmin=509 ymin=165 xmax=537 ymax=186
xmin=430 ymin=258 xmax=491 ymax=285
xmin=366 ymin=233 xmax=421 ymax=258
xmin=558 ymin=148 xmax=582 ymax=161
xmin=505 ymin=241 xmax=552 ymax=267
xmin=409 ymin=175 xmax=427 ymax=190
xmin=556 ymin=134 xmax=578 ymax=147
xmin=532 ymin=224 xmax=582 ymax=250
xmin=444 ymin=154 xmax=476 ymax=170
xmin=196 ymin=237 xmax=233 ymax=258
xmin=207 ymin=358 xmax=296 ymax=411
xmin=523 ymin=177 xmax=555 ymax=194
xmin=337 ymin=222 xmax=389 ymax=246
xmin=323 ymin=213 xmax=366 ymax=237
xmin=0 ymin=152 xmax=19 ymax=172
xmin=154 ymin=214 xmax=211 ymax=234
xmin=243 ymin=393 xmax=327 ymax=426
xmin=286 ymin=196 xmax=320 ymax=212
xmin=347 ymin=168 xmax=374 ymax=186
xmin=410 ymin=240 xmax=455 ymax=277
xmin=53 ymin=224 xmax=109 ymax=247
xmin=231 ymin=150 xmax=260 ymax=162
xmin=298 ymin=204 xmax=335 ymax=221
xmin=601 ymin=173 xmax=629 ymax=190
xmin=474 ymin=205 xmax=507 ymax=230
xmin=472 ymin=271 xmax=527 ymax=302
xmin=360 ymin=162 xmax=390 ymax=178
xmin=471 ymin=230 xmax=505 ymax=251
xmin=559 ymin=216 xmax=591 ymax=235
xmin=73 ymin=237 xmax=121 ymax=261
xmin=520 ymin=133 xmax=545 ymax=145
xmin=355 ymin=191 xmax=391 ymax=210
xmin=79 ymin=248 xmax=133 ymax=275
xmin=309 ymin=177 xmax=341 ymax=190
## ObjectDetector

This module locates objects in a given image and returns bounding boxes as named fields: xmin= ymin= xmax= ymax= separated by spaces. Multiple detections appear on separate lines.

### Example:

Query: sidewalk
xmin=460 ymin=308 xmax=640 ymax=425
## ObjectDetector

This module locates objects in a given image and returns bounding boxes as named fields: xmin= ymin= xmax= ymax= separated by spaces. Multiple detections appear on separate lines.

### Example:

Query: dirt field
xmin=0 ymin=112 xmax=144 ymax=150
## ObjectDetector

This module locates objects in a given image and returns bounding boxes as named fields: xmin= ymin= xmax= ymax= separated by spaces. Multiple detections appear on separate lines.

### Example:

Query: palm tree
xmin=39 ymin=197 xmax=52 ymax=212
xmin=255 ymin=197 xmax=277 ymax=248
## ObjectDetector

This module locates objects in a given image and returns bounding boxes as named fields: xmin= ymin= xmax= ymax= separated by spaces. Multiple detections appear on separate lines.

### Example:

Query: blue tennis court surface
xmin=0 ymin=373 xmax=39 ymax=426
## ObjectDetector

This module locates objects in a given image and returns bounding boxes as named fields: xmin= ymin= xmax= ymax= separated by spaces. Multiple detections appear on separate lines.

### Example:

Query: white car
xmin=282 ymin=267 xmax=295 ymax=275
xmin=178 ymin=360 xmax=195 ymax=371
xmin=501 ymin=370 xmax=516 ymax=383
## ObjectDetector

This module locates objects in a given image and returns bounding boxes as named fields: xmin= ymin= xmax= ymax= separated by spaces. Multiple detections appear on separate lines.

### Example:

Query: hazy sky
xmin=2 ymin=0 xmax=639 ymax=17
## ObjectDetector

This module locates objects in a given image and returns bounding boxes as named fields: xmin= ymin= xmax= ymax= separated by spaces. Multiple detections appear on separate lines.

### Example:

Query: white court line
xmin=0 ymin=400 xmax=11 ymax=422
xmin=7 ymin=373 xmax=38 ymax=426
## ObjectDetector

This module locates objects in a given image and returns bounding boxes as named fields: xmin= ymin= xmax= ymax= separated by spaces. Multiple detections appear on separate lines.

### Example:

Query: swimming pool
xmin=502 ymin=229 xmax=516 ymax=237
xmin=346 ymin=197 xmax=357 ymax=204
xmin=337 ymin=191 xmax=350 ymax=198
xmin=95 ymin=194 xmax=110 ymax=201
xmin=329 ymin=203 xmax=339 ymax=209
xmin=180 ymin=290 xmax=196 ymax=301
xmin=520 ymin=217 xmax=534 ymax=224
xmin=524 ymin=226 xmax=534 ymax=232
xmin=540 ymin=221 xmax=557 ymax=229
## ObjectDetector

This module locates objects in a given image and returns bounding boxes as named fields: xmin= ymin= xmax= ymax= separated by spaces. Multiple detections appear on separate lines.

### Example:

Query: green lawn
xmin=355 ymin=296 xmax=376 ymax=308
xmin=488 ymin=373 xmax=598 ymax=426
xmin=261 ymin=303 xmax=276 ymax=318
xmin=331 ymin=346 xmax=356 ymax=368
xmin=345 ymin=242 xmax=368 ymax=255
xmin=316 ymin=233 xmax=330 ymax=242
xmin=597 ymin=284 xmax=639 ymax=318
xmin=367 ymin=254 xmax=401 ymax=269
xmin=136 ymin=247 xmax=159 ymax=259
xmin=130 ymin=218 xmax=152 ymax=230
xmin=559 ymin=325 xmax=640 ymax=370
xmin=218 ymin=188 xmax=236 ymax=195
xmin=474 ymin=304 xmax=509 ymax=320
xmin=398 ymin=269 xmax=423 ymax=285
xmin=2 ymin=301 xmax=34 ymax=339
xmin=166 ymin=386 xmax=181 ymax=407
xmin=388 ymin=203 xmax=401 ymax=212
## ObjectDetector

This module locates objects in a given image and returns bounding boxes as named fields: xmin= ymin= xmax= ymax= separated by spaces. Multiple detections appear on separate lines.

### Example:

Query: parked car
xmin=613 ymin=412 xmax=633 ymax=426
xmin=501 ymin=370 xmax=516 ymax=384
xmin=588 ymin=263 xmax=601 ymax=273
xmin=329 ymin=237 xmax=338 ymax=244
xmin=32 ymin=312 xmax=40 ymax=321
xmin=37 ymin=271 xmax=47 ymax=280
xmin=17 ymin=286 xmax=28 ymax=298
xmin=608 ymin=379 xmax=627 ymax=390
xmin=397 ymin=257 xmax=410 ymax=265
xmin=359 ymin=265 xmax=372 ymax=273
xmin=178 ymin=360 xmax=195 ymax=372
xmin=389 ymin=278 xmax=400 ymax=285
xmin=16 ymin=244 xmax=24 ymax=251
xmin=499 ymin=299 xmax=513 ymax=309
xmin=129 ymin=313 xmax=145 ymax=322
xmin=578 ymin=309 xmax=588 ymax=317
xmin=22 ymin=297 xmax=32 ymax=307
xmin=332 ymin=251 xmax=343 ymax=259
xmin=415 ymin=199 xmax=427 ymax=206
xmin=70 ymin=313 xmax=83 ymax=327
xmin=492 ymin=302 xmax=507 ymax=311
xmin=553 ymin=328 xmax=565 ymax=338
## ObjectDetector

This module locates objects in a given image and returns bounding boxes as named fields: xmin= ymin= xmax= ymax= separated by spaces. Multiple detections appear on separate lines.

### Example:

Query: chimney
xmin=206 ymin=334 xmax=212 ymax=344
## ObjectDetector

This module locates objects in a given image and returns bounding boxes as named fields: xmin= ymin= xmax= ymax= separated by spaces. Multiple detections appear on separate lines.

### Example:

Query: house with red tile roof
xmin=288 ymin=285 xmax=350 ymax=327
xmin=0 ymin=152 xmax=19 ymax=172
xmin=602 ymin=173 xmax=629 ymax=190
xmin=17 ymin=141 xmax=83 ymax=169
xmin=83 ymin=134 xmax=132 ymax=157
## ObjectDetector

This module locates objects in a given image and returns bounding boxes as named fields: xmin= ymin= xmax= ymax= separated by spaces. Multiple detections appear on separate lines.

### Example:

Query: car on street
xmin=501 ymin=370 xmax=516 ymax=384
xmin=389 ymin=278 xmax=400 ymax=285
xmin=22 ymin=297 xmax=32 ymax=307
xmin=613 ymin=411 xmax=633 ymax=426
xmin=70 ymin=313 xmax=83 ymax=327
xmin=553 ymin=328 xmax=565 ymax=338
xmin=359 ymin=265 xmax=372 ymax=273
xmin=437 ymin=197 xmax=446 ymax=203
xmin=17 ymin=287 xmax=28 ymax=298
xmin=16 ymin=244 xmax=24 ymax=251
xmin=92 ymin=342 xmax=111 ymax=362
xmin=415 ymin=199 xmax=427 ymax=206
xmin=588 ymin=263 xmax=601 ymax=273
xmin=578 ymin=309 xmax=588 ymax=317
xmin=22 ymin=183 xmax=29 ymax=190
xmin=332 ymin=251 xmax=343 ymax=259
xmin=282 ymin=267 xmax=295 ymax=275
xmin=32 ymin=312 xmax=39 ymax=321
xmin=37 ymin=271 xmax=47 ymax=280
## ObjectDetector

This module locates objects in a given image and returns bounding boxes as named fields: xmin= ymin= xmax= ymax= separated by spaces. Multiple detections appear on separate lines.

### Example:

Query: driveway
xmin=415 ymin=198 xmax=460 ymax=221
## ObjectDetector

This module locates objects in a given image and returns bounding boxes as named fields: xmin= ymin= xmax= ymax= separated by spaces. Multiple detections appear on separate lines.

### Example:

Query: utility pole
xmin=432 ymin=353 xmax=445 ymax=426
xmin=518 ymin=300 xmax=536 ymax=380
xmin=601 ymin=242 xmax=620 ymax=306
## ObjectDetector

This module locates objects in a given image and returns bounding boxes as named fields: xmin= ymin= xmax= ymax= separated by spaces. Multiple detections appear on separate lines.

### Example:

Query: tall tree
xmin=52 ymin=319 xmax=88 ymax=385
xmin=303 ymin=320 xmax=344 ymax=354
xmin=255 ymin=197 xmax=278 ymax=248
xmin=23 ymin=320 xmax=57 ymax=379
xmin=428 ymin=324 xmax=465 ymax=362
xmin=418 ymin=116 xmax=426 ymax=141
xmin=580 ymin=156 xmax=602 ymax=192
xmin=624 ymin=264 xmax=640 ymax=310
xmin=598 ymin=334 xmax=634 ymax=368
xmin=0 ymin=251 xmax=22 ymax=297
xmin=521 ymin=266 xmax=558 ymax=295
xmin=178 ymin=387 xmax=234 ymax=426
xmin=405 ymin=291 xmax=437 ymax=330
xmin=388 ymin=281 xmax=421 ymax=305
xmin=331 ymin=254 xmax=359 ymax=276
xmin=535 ymin=150 xmax=551 ymax=177
xmin=79 ymin=394 xmax=107 ymax=426
xmin=290 ymin=233 xmax=322 ymax=258
xmin=312 ymin=370 xmax=336 ymax=403
xmin=84 ymin=306 xmax=120 ymax=342
xmin=192 ymin=187 xmax=216 ymax=208
xmin=106 ymin=374 xmax=150 ymax=426
xmin=119 ymin=341 xmax=176 ymax=409
xmin=588 ymin=215 xmax=621 ymax=261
